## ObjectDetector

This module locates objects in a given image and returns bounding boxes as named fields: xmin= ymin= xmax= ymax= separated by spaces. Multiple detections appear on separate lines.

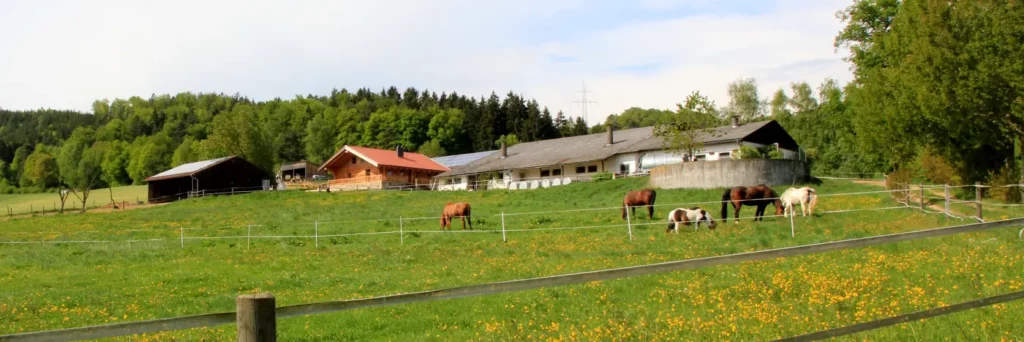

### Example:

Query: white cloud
xmin=0 ymin=0 xmax=852 ymax=125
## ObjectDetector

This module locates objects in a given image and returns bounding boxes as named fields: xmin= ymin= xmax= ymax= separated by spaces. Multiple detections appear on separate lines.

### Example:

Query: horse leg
xmin=732 ymin=201 xmax=741 ymax=224
xmin=800 ymin=201 xmax=807 ymax=217
xmin=648 ymin=204 xmax=654 ymax=220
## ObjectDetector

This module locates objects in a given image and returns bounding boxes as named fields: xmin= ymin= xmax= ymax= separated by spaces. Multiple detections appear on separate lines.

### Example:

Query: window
xmin=587 ymin=165 xmax=598 ymax=173
xmin=719 ymin=152 xmax=731 ymax=159
xmin=695 ymin=155 xmax=706 ymax=161
xmin=553 ymin=169 xmax=562 ymax=176
xmin=365 ymin=169 xmax=371 ymax=176
xmin=540 ymin=170 xmax=550 ymax=177
xmin=347 ymin=172 xmax=352 ymax=178
xmin=519 ymin=172 xmax=526 ymax=179
xmin=620 ymin=163 xmax=629 ymax=174
xmin=387 ymin=170 xmax=393 ymax=177
xmin=576 ymin=166 xmax=585 ymax=174
xmin=351 ymin=158 xmax=357 ymax=165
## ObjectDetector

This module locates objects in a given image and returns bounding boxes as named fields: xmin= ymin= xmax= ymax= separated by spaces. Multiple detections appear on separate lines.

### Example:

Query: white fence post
xmin=247 ymin=224 xmax=252 ymax=249
xmin=626 ymin=205 xmax=634 ymax=241
xmin=399 ymin=216 xmax=405 ymax=246
xmin=501 ymin=212 xmax=507 ymax=243
xmin=789 ymin=209 xmax=796 ymax=238
xmin=315 ymin=220 xmax=319 ymax=248
xmin=179 ymin=228 xmax=184 ymax=248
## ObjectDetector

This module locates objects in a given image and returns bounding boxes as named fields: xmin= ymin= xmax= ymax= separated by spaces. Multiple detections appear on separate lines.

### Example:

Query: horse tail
xmin=648 ymin=189 xmax=657 ymax=204
xmin=807 ymin=189 xmax=818 ymax=213
xmin=464 ymin=204 xmax=472 ymax=229
xmin=720 ymin=188 xmax=731 ymax=221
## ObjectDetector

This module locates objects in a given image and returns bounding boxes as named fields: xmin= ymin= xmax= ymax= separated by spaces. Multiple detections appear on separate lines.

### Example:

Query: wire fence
xmin=6 ymin=185 xmax=1014 ymax=247
xmin=3 ymin=217 xmax=1022 ymax=341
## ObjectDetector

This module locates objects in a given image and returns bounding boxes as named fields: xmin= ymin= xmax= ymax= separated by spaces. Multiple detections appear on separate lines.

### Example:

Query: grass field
xmin=1 ymin=178 xmax=1022 ymax=341
xmin=0 ymin=185 xmax=148 ymax=216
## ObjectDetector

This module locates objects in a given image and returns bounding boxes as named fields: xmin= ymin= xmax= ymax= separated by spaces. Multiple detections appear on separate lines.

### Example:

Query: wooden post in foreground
xmin=976 ymin=182 xmax=983 ymax=221
xmin=236 ymin=293 xmax=276 ymax=342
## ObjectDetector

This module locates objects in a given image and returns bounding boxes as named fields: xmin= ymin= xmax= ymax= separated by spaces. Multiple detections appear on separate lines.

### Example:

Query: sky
xmin=0 ymin=0 xmax=854 ymax=124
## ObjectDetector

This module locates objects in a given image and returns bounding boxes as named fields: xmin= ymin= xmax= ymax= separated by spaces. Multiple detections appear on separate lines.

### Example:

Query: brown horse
xmin=720 ymin=184 xmax=784 ymax=224
xmin=622 ymin=189 xmax=657 ymax=220
xmin=440 ymin=202 xmax=472 ymax=230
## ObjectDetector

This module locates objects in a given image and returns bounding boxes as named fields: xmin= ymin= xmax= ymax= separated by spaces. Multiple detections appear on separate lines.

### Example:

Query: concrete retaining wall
xmin=649 ymin=159 xmax=808 ymax=189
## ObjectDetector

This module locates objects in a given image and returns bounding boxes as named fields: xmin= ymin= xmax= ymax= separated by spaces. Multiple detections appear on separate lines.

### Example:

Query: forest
xmin=0 ymin=0 xmax=1020 ymax=201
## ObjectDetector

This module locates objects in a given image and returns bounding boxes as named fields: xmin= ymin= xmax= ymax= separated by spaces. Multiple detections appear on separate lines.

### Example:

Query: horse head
xmin=700 ymin=209 xmax=717 ymax=229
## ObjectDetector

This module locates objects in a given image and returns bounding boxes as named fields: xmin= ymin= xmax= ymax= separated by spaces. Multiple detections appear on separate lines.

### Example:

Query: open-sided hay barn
xmin=145 ymin=156 xmax=270 ymax=203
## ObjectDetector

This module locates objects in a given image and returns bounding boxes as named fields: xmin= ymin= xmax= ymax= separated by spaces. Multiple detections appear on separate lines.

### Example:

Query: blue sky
xmin=0 ymin=0 xmax=853 ymax=124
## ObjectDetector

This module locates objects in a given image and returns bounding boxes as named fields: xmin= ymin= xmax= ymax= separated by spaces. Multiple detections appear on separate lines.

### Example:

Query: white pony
xmin=780 ymin=187 xmax=818 ymax=217
xmin=666 ymin=207 xmax=717 ymax=233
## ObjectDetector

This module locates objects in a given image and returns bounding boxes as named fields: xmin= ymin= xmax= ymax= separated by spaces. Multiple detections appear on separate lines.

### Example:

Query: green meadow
xmin=0 ymin=185 xmax=148 ymax=217
xmin=0 ymin=178 xmax=1022 ymax=341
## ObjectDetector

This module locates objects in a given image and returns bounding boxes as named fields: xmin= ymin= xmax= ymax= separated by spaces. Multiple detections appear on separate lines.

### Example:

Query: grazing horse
xmin=622 ymin=189 xmax=657 ymax=220
xmin=440 ymin=202 xmax=472 ymax=230
xmin=720 ymin=184 xmax=784 ymax=224
xmin=781 ymin=187 xmax=818 ymax=217
xmin=666 ymin=207 xmax=716 ymax=233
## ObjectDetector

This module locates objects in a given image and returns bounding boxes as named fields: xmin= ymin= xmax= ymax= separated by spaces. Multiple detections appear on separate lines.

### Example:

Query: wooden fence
xmin=1 ymin=218 xmax=1022 ymax=341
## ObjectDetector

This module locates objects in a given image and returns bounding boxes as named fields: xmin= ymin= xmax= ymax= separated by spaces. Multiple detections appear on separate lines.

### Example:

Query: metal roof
xmin=437 ymin=120 xmax=792 ymax=177
xmin=431 ymin=151 xmax=496 ymax=168
xmin=279 ymin=160 xmax=321 ymax=172
xmin=146 ymin=156 xmax=234 ymax=182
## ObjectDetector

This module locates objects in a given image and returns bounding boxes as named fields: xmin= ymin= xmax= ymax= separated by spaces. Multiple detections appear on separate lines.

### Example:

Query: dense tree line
xmin=0 ymin=88 xmax=590 ymax=193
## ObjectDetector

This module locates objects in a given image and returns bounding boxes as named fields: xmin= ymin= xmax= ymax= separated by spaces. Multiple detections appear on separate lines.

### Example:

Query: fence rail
xmin=2 ymin=217 xmax=1022 ymax=341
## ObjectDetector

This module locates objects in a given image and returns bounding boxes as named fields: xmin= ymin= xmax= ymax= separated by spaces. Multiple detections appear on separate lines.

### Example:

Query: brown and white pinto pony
xmin=440 ymin=202 xmax=472 ymax=230
xmin=622 ymin=189 xmax=657 ymax=220
xmin=720 ymin=184 xmax=784 ymax=224
xmin=666 ymin=207 xmax=717 ymax=233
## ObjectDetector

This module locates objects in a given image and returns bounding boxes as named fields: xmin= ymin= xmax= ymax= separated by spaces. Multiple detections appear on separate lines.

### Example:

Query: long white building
xmin=433 ymin=118 xmax=801 ymax=191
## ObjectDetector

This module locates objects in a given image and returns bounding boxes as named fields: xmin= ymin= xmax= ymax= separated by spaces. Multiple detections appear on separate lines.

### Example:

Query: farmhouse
xmin=434 ymin=118 xmax=800 ymax=190
xmin=145 ymin=156 xmax=271 ymax=203
xmin=318 ymin=145 xmax=449 ymax=191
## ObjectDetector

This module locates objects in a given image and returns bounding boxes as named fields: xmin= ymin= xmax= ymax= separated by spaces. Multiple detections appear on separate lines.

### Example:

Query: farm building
xmin=278 ymin=160 xmax=327 ymax=182
xmin=145 ymin=156 xmax=271 ymax=203
xmin=430 ymin=150 xmax=496 ymax=191
xmin=433 ymin=118 xmax=800 ymax=191
xmin=318 ymin=145 xmax=449 ymax=191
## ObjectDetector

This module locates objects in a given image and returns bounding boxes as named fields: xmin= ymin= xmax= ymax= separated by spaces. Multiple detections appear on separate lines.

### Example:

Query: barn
xmin=146 ymin=156 xmax=271 ymax=203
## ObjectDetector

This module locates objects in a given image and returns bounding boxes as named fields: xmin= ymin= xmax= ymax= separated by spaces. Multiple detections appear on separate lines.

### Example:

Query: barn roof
xmin=279 ymin=160 xmax=321 ymax=172
xmin=436 ymin=120 xmax=797 ymax=177
xmin=146 ymin=156 xmax=235 ymax=182
xmin=319 ymin=145 xmax=450 ymax=172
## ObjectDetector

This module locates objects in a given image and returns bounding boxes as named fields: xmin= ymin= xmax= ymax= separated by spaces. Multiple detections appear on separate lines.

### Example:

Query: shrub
xmin=591 ymin=172 xmax=613 ymax=182
xmin=988 ymin=163 xmax=1021 ymax=203
xmin=737 ymin=145 xmax=763 ymax=159
xmin=916 ymin=149 xmax=960 ymax=185
xmin=767 ymin=149 xmax=784 ymax=159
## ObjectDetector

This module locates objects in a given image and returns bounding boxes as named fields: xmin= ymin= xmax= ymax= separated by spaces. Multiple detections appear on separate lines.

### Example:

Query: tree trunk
xmin=80 ymin=190 xmax=90 ymax=213
xmin=109 ymin=186 xmax=116 ymax=209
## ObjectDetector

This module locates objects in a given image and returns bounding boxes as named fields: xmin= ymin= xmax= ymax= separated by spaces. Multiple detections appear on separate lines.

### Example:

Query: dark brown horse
xmin=440 ymin=202 xmax=472 ymax=230
xmin=622 ymin=189 xmax=657 ymax=220
xmin=720 ymin=184 xmax=784 ymax=224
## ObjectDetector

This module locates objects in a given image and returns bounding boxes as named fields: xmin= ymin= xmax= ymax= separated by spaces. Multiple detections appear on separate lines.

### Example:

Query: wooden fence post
xmin=944 ymin=184 xmax=951 ymax=215
xmin=919 ymin=185 xmax=925 ymax=211
xmin=236 ymin=293 xmax=276 ymax=342
xmin=976 ymin=182 xmax=983 ymax=222
xmin=314 ymin=220 xmax=319 ymax=248
xmin=399 ymin=216 xmax=404 ymax=246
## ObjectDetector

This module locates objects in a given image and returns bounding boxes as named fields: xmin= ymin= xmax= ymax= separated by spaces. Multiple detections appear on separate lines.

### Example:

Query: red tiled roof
xmin=323 ymin=145 xmax=449 ymax=172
